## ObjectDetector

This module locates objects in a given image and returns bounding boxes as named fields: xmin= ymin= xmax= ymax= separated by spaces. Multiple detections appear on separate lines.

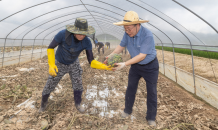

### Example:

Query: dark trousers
xmin=124 ymin=57 xmax=159 ymax=120
xmin=98 ymin=46 xmax=104 ymax=54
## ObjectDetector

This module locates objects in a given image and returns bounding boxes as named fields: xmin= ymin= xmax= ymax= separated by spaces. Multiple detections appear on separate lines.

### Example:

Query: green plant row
xmin=155 ymin=46 xmax=218 ymax=60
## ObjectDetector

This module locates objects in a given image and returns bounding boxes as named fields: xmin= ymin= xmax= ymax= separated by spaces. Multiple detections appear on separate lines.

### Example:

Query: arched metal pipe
xmin=138 ymin=0 xmax=208 ymax=46
xmin=127 ymin=0 xmax=198 ymax=85
xmin=2 ymin=3 xmax=167 ymax=67
xmin=0 ymin=0 xmax=56 ymax=22
xmin=30 ymin=18 xmax=123 ymax=61
xmin=2 ymin=4 xmax=84 ymax=67
xmin=46 ymin=25 xmax=123 ymax=42
xmin=94 ymin=0 xmax=179 ymax=82
xmin=128 ymin=0 xmax=197 ymax=90
xmin=34 ymin=15 xmax=124 ymax=40
xmin=16 ymin=11 xmax=122 ymax=62
xmin=173 ymin=0 xmax=218 ymax=34
xmin=80 ymin=0 xmax=104 ymax=33
xmin=153 ymin=33 xmax=165 ymax=75
xmin=14 ymin=10 xmax=123 ymax=41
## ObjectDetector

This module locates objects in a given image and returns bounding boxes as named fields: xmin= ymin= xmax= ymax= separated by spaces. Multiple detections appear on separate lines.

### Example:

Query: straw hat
xmin=66 ymin=18 xmax=95 ymax=35
xmin=113 ymin=11 xmax=148 ymax=26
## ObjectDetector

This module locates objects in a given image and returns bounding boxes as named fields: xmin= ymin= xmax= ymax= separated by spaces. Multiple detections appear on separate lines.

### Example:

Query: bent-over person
xmin=39 ymin=18 xmax=112 ymax=113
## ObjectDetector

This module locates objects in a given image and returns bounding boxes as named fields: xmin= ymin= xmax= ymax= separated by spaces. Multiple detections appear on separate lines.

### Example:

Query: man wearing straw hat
xmin=38 ymin=18 xmax=112 ymax=113
xmin=104 ymin=11 xmax=159 ymax=126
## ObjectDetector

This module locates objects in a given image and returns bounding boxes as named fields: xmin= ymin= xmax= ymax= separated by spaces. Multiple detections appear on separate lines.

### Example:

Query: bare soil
xmin=156 ymin=50 xmax=218 ymax=83
xmin=0 ymin=48 xmax=218 ymax=130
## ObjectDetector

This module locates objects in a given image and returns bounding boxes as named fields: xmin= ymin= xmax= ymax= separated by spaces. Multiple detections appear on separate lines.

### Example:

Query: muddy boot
xmin=74 ymin=90 xmax=85 ymax=113
xmin=38 ymin=93 xmax=50 ymax=113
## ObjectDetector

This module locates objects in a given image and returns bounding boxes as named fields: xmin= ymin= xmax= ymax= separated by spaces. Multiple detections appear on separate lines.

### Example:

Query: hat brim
xmin=66 ymin=25 xmax=95 ymax=35
xmin=113 ymin=20 xmax=149 ymax=26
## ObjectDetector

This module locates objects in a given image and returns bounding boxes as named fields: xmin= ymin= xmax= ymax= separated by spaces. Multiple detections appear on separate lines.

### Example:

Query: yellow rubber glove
xmin=47 ymin=49 xmax=58 ymax=77
xmin=91 ymin=60 xmax=112 ymax=71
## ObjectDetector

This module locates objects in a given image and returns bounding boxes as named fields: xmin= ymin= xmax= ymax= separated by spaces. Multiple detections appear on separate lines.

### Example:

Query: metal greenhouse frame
xmin=0 ymin=0 xmax=218 ymax=129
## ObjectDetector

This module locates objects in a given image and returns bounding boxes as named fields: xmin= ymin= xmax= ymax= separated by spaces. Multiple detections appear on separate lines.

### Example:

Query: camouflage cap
xmin=66 ymin=18 xmax=95 ymax=35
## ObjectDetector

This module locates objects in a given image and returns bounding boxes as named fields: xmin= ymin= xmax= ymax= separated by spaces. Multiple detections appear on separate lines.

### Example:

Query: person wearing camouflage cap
xmin=39 ymin=18 xmax=112 ymax=113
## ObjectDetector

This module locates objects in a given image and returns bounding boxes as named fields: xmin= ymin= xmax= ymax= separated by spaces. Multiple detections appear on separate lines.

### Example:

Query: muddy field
xmin=156 ymin=50 xmax=218 ymax=83
xmin=0 ymin=48 xmax=218 ymax=130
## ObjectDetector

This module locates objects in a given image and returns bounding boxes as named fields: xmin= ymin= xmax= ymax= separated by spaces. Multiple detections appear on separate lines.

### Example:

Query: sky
xmin=0 ymin=0 xmax=217 ymax=46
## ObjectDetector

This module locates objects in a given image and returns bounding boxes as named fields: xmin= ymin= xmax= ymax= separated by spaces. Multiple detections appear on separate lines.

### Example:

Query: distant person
xmin=94 ymin=38 xmax=98 ymax=48
xmin=97 ymin=42 xmax=104 ymax=54
xmin=104 ymin=11 xmax=159 ymax=127
xmin=38 ymin=18 xmax=112 ymax=113
xmin=105 ymin=42 xmax=110 ymax=49
xmin=121 ymin=47 xmax=127 ymax=54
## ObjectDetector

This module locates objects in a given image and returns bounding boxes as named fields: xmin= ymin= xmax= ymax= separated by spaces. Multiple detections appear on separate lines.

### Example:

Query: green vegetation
xmin=107 ymin=54 xmax=123 ymax=67
xmin=155 ymin=46 xmax=218 ymax=60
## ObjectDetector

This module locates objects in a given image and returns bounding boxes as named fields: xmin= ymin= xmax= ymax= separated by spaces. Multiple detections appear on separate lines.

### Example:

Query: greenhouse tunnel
xmin=0 ymin=0 xmax=218 ymax=129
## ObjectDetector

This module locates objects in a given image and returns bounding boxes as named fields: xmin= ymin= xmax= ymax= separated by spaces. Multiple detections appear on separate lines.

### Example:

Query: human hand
xmin=112 ymin=62 xmax=126 ymax=71
xmin=103 ymin=53 xmax=114 ymax=64
xmin=103 ymin=57 xmax=108 ymax=64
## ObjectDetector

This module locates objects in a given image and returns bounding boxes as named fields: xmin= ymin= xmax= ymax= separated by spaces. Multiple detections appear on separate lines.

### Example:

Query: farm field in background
xmin=155 ymin=46 xmax=218 ymax=60
xmin=156 ymin=49 xmax=218 ymax=83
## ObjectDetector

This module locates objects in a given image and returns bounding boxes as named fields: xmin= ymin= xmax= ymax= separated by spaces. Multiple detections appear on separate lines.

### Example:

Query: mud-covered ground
xmin=0 ymin=48 xmax=218 ymax=130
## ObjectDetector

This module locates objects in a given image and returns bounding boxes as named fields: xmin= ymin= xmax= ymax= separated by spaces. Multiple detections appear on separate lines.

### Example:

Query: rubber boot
xmin=38 ymin=93 xmax=50 ymax=113
xmin=74 ymin=90 xmax=85 ymax=113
